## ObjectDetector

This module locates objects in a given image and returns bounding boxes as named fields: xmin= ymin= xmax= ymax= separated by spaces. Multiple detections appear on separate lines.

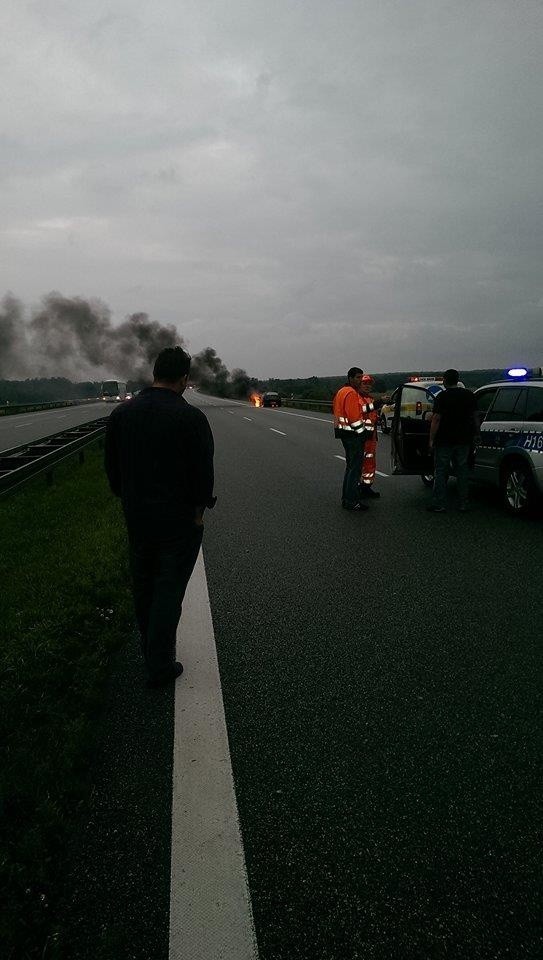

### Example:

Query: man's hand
xmin=194 ymin=506 xmax=205 ymax=527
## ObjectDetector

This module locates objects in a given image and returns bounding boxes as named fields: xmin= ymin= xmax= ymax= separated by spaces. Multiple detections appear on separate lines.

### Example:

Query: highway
xmin=0 ymin=401 xmax=112 ymax=450
xmin=10 ymin=392 xmax=543 ymax=958
xmin=195 ymin=392 xmax=542 ymax=960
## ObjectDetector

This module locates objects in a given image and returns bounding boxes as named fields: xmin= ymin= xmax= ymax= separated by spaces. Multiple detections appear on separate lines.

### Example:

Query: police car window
xmin=486 ymin=387 xmax=526 ymax=421
xmin=475 ymin=388 xmax=498 ymax=412
xmin=399 ymin=386 xmax=429 ymax=416
xmin=525 ymin=387 xmax=543 ymax=422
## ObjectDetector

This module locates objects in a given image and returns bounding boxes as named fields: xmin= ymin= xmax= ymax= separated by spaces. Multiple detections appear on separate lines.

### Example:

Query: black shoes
xmin=146 ymin=661 xmax=184 ymax=689
xmin=359 ymin=486 xmax=381 ymax=499
xmin=342 ymin=500 xmax=369 ymax=511
xmin=426 ymin=504 xmax=446 ymax=513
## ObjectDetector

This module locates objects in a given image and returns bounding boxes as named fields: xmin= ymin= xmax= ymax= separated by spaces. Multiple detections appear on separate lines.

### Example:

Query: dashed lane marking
xmin=169 ymin=551 xmax=259 ymax=960
xmin=270 ymin=428 xmax=287 ymax=436
xmin=243 ymin=417 xmax=253 ymax=421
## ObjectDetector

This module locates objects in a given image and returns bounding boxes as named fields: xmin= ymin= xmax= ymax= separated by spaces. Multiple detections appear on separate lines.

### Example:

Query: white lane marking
xmin=243 ymin=417 xmax=253 ymax=421
xmin=15 ymin=422 xmax=36 ymax=428
xmin=333 ymin=455 xmax=389 ymax=477
xmin=227 ymin=411 xmax=235 ymax=415
xmin=267 ymin=409 xmax=331 ymax=424
xmin=270 ymin=428 xmax=286 ymax=436
xmin=170 ymin=551 xmax=259 ymax=960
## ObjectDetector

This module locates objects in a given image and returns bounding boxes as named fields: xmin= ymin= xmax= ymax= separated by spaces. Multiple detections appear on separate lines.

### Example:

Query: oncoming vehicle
xmin=262 ymin=391 xmax=281 ymax=408
xmin=99 ymin=380 xmax=127 ymax=402
xmin=390 ymin=367 xmax=543 ymax=515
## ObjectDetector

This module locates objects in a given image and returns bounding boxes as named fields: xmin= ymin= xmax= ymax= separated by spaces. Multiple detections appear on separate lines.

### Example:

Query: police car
xmin=390 ymin=367 xmax=543 ymax=515
xmin=379 ymin=394 xmax=396 ymax=434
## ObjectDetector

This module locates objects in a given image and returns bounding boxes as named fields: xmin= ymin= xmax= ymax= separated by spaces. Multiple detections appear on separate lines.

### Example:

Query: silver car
xmin=390 ymin=368 xmax=543 ymax=515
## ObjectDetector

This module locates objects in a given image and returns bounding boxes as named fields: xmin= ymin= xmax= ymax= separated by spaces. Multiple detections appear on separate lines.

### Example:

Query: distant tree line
xmin=0 ymin=368 xmax=508 ymax=405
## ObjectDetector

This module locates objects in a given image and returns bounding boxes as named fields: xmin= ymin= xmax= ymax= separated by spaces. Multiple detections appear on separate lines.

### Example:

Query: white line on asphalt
xmin=243 ymin=417 xmax=253 ymax=421
xmin=333 ymin=455 xmax=389 ymax=477
xmin=169 ymin=551 xmax=259 ymax=960
xmin=270 ymin=428 xmax=286 ymax=436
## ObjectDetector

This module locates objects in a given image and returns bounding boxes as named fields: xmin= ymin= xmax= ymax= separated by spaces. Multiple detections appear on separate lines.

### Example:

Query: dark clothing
xmin=104 ymin=387 xmax=215 ymax=682
xmin=432 ymin=387 xmax=476 ymax=446
xmin=341 ymin=436 xmax=365 ymax=505
xmin=105 ymin=387 xmax=215 ymax=540
xmin=432 ymin=444 xmax=470 ymax=508
xmin=129 ymin=526 xmax=203 ymax=679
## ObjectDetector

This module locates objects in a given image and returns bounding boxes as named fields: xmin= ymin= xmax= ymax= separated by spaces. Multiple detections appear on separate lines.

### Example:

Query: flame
xmin=250 ymin=393 xmax=263 ymax=407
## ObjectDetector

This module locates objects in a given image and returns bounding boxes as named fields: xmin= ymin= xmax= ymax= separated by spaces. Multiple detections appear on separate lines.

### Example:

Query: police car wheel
xmin=501 ymin=460 xmax=533 ymax=516
xmin=380 ymin=416 xmax=389 ymax=434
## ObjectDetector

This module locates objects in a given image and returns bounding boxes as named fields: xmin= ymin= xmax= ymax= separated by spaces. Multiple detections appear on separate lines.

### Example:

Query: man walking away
xmin=333 ymin=367 xmax=372 ymax=511
xmin=427 ymin=368 xmax=477 ymax=513
xmin=357 ymin=374 xmax=381 ymax=499
xmin=105 ymin=346 xmax=216 ymax=687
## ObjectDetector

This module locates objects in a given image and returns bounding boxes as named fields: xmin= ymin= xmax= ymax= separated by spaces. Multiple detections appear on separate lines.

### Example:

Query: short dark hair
xmin=443 ymin=368 xmax=459 ymax=386
xmin=153 ymin=346 xmax=191 ymax=382
xmin=347 ymin=367 xmax=363 ymax=379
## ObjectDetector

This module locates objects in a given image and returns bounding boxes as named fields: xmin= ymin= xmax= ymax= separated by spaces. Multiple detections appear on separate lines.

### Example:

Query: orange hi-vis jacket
xmin=333 ymin=386 xmax=375 ymax=440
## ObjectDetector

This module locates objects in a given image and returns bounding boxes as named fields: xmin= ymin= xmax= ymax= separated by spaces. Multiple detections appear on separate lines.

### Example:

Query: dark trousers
xmin=341 ymin=437 xmax=365 ymax=504
xmin=128 ymin=525 xmax=203 ymax=680
xmin=432 ymin=444 xmax=470 ymax=508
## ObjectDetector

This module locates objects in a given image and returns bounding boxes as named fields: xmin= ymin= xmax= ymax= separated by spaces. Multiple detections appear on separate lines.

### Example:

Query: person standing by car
xmin=105 ymin=346 xmax=216 ymax=687
xmin=427 ymin=368 xmax=477 ymax=513
xmin=333 ymin=367 xmax=373 ymax=511
xmin=357 ymin=374 xmax=381 ymax=499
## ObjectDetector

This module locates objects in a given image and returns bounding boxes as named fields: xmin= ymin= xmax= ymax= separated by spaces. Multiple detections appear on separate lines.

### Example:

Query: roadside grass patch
xmin=0 ymin=443 xmax=133 ymax=959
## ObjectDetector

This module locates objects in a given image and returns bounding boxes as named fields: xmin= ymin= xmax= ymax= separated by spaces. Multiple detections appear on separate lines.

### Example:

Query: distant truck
xmin=99 ymin=380 xmax=127 ymax=402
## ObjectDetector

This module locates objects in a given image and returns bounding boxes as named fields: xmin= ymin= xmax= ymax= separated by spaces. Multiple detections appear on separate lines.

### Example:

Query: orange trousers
xmin=361 ymin=438 xmax=377 ymax=485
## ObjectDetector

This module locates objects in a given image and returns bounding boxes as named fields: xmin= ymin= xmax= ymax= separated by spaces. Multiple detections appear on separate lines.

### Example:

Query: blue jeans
xmin=341 ymin=437 xmax=365 ymax=504
xmin=432 ymin=444 xmax=470 ymax=508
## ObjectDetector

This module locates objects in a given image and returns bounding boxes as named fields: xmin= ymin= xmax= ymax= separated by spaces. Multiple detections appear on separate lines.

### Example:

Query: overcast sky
xmin=1 ymin=0 xmax=542 ymax=378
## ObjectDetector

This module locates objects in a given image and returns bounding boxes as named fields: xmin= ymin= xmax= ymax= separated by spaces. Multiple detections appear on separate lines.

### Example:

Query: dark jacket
xmin=105 ymin=387 xmax=215 ymax=538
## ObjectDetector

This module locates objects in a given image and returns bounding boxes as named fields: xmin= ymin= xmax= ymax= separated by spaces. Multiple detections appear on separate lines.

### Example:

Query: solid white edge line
xmin=169 ymin=551 xmax=259 ymax=960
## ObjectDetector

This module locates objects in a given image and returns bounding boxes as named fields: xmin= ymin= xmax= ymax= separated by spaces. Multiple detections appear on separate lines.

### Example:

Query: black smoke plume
xmin=0 ymin=292 xmax=183 ymax=383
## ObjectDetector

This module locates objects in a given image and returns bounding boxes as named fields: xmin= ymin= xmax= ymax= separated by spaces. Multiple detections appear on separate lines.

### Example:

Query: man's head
xmin=347 ymin=366 xmax=364 ymax=389
xmin=360 ymin=373 xmax=374 ymax=394
xmin=443 ymin=368 xmax=460 ymax=388
xmin=153 ymin=346 xmax=191 ymax=392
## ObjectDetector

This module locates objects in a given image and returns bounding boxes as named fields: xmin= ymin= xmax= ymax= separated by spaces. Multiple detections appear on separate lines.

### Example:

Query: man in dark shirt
xmin=427 ymin=368 xmax=477 ymax=513
xmin=105 ymin=346 xmax=215 ymax=687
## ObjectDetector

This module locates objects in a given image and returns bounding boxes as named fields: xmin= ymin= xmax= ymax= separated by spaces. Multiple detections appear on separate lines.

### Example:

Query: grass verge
xmin=0 ymin=442 xmax=133 ymax=959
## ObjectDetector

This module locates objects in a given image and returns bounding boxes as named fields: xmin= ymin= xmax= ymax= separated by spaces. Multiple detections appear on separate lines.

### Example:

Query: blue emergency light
xmin=506 ymin=366 xmax=542 ymax=380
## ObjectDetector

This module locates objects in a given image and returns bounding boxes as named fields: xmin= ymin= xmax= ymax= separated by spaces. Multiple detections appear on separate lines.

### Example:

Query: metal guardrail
xmin=281 ymin=399 xmax=333 ymax=412
xmin=0 ymin=398 xmax=102 ymax=417
xmin=0 ymin=417 xmax=108 ymax=496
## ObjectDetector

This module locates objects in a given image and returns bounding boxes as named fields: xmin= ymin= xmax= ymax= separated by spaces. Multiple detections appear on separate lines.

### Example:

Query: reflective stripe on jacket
xmin=333 ymin=386 xmax=374 ymax=439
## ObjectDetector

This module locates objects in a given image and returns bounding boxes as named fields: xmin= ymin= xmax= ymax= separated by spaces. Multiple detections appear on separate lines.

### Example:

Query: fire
xmin=250 ymin=393 xmax=263 ymax=407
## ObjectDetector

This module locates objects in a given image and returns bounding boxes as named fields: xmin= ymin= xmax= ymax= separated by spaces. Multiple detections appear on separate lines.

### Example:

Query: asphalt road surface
xmin=19 ymin=391 xmax=542 ymax=959
xmin=196 ymin=393 xmax=542 ymax=960
xmin=0 ymin=400 xmax=112 ymax=450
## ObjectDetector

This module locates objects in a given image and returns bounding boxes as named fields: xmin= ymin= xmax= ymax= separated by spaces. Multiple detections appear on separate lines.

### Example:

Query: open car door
xmin=390 ymin=384 xmax=438 ymax=475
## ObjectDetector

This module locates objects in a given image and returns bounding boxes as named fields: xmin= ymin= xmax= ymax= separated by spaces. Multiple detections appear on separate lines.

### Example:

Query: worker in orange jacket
xmin=333 ymin=367 xmax=375 ymax=511
xmin=357 ymin=374 xmax=380 ymax=499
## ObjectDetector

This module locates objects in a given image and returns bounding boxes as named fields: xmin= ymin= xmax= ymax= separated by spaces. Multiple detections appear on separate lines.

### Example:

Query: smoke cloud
xmin=0 ymin=292 xmax=183 ymax=382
